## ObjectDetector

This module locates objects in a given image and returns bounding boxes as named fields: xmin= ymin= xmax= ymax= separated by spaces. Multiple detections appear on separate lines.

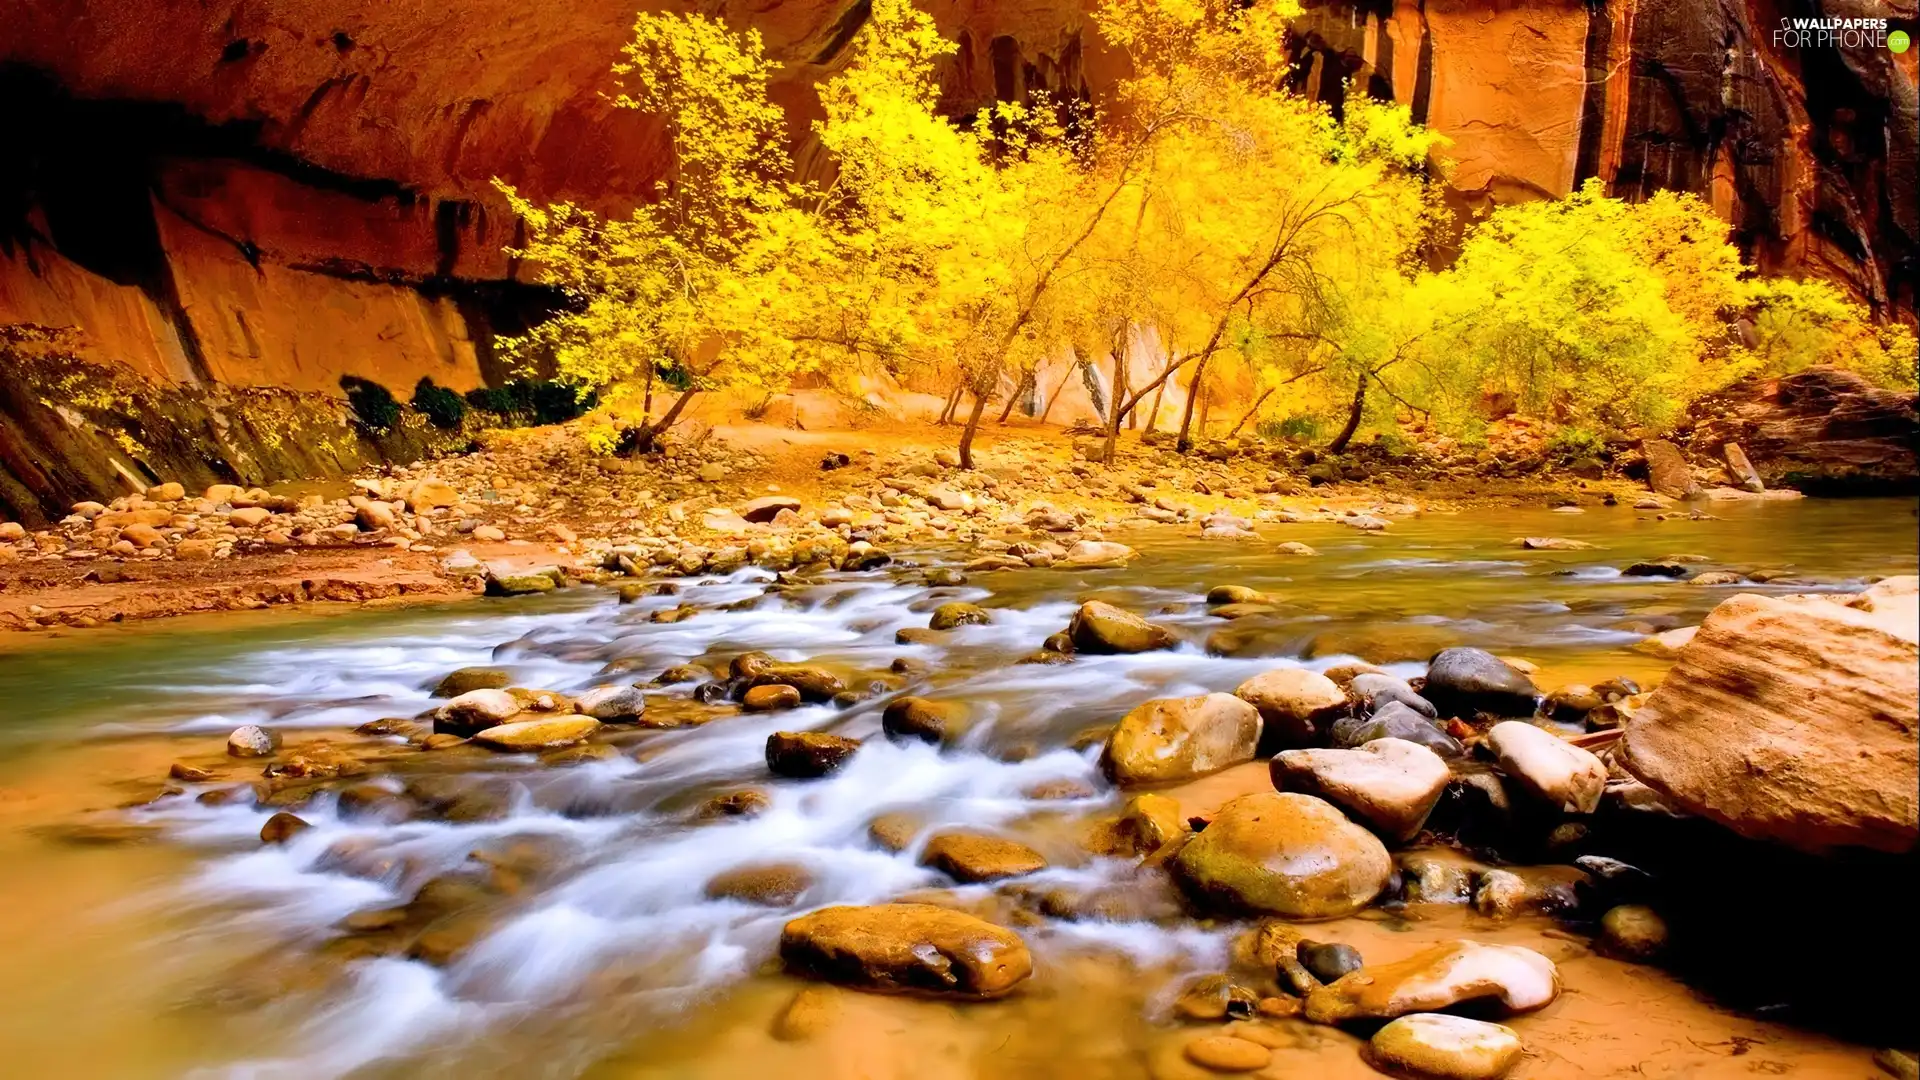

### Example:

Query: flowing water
xmin=1 ymin=498 xmax=1913 ymax=1079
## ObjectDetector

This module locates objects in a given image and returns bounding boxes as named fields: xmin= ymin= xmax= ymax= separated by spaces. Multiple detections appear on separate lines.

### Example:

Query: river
xmin=0 ymin=497 xmax=1912 ymax=1079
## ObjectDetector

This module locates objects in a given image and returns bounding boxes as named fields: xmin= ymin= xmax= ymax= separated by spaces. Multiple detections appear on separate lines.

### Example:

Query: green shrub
xmin=339 ymin=375 xmax=400 ymax=433
xmin=1258 ymin=414 xmax=1323 ymax=443
xmin=462 ymin=380 xmax=597 ymax=426
xmin=1546 ymin=425 xmax=1606 ymax=460
xmin=412 ymin=377 xmax=468 ymax=430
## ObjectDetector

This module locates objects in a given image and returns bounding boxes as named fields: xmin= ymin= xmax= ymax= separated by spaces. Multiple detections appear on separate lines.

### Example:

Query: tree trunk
xmin=938 ymin=384 xmax=963 ymax=425
xmin=1147 ymin=372 xmax=1168 ymax=431
xmin=998 ymin=369 xmax=1034 ymax=424
xmin=633 ymin=388 xmax=700 ymax=453
xmin=1175 ymin=353 xmax=1210 ymax=453
xmin=1328 ymin=376 xmax=1367 ymax=454
xmin=1226 ymin=387 xmax=1275 ymax=440
xmin=1101 ymin=343 xmax=1130 ymax=465
xmin=957 ymin=390 xmax=991 ymax=469
xmin=642 ymin=364 xmax=657 ymax=419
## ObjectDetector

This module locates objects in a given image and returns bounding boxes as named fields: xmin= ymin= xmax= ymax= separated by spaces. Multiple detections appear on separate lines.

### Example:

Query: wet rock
xmin=471 ymin=717 xmax=601 ymax=751
xmin=146 ymin=481 xmax=186 ymax=501
xmin=1067 ymin=600 xmax=1178 ymax=654
xmin=1275 ymin=541 xmax=1319 ymax=556
xmin=654 ymin=663 xmax=712 ymax=685
xmin=1623 ymin=561 xmax=1692 ymax=578
xmin=778 ymin=903 xmax=1032 ymax=998
xmin=705 ymin=862 xmax=814 ymax=906
xmin=1689 ymin=570 xmax=1744 ymax=586
xmin=1543 ymin=684 xmax=1603 ymax=723
xmin=1305 ymin=940 xmax=1561 ymax=1023
xmin=1473 ymin=867 xmax=1585 ymax=918
xmin=1349 ymin=673 xmax=1438 ymax=718
xmin=1234 ymin=668 xmax=1347 ymax=747
xmin=1516 ymin=536 xmax=1594 ymax=550
xmin=766 ymin=731 xmax=860 ymax=778
xmin=1369 ymin=1014 xmax=1523 ymax=1080
xmin=1174 ymin=974 xmax=1262 ymax=1021
xmin=1102 ymin=693 xmax=1261 ymax=786
xmin=1330 ymin=702 xmax=1462 ymax=758
xmin=434 ymin=688 xmax=523 ymax=736
xmin=486 ymin=569 xmax=560 ymax=596
xmin=881 ymin=697 xmax=970 ymax=746
xmin=1487 ymin=721 xmax=1607 ymax=814
xmin=259 ymin=811 xmax=310 ymax=844
xmin=168 ymin=762 xmax=213 ymax=782
xmin=1207 ymin=585 xmax=1271 ymax=605
xmin=772 ymin=985 xmax=843 ymax=1041
xmin=1598 ymin=904 xmax=1668 ymax=962
xmin=1298 ymin=941 xmax=1364 ymax=984
xmin=1421 ymin=648 xmax=1538 ymax=718
xmin=335 ymin=783 xmax=413 ymax=823
xmin=699 ymin=789 xmax=772 ymax=819
xmin=1088 ymin=793 xmax=1189 ymax=857
xmin=404 ymin=776 xmax=510 ymax=823
xmin=431 ymin=667 xmax=511 ymax=697
xmin=928 ymin=602 xmax=990 ymax=630
xmin=1395 ymin=849 xmax=1480 ymax=905
xmin=867 ymin=812 xmax=922 ymax=852
xmin=746 ymin=664 xmax=846 ymax=702
xmin=1271 ymin=738 xmax=1450 ymax=843
xmin=742 ymin=684 xmax=803 ymax=712
xmin=1171 ymin=792 xmax=1392 ymax=919
xmin=1619 ymin=579 xmax=1918 ymax=854
xmin=227 ymin=725 xmax=280 ymax=758
xmin=575 ymin=685 xmax=647 ymax=722
xmin=1185 ymin=1034 xmax=1271 ymax=1072
xmin=919 ymin=831 xmax=1048 ymax=883
xmin=1875 ymin=1050 xmax=1920 ymax=1080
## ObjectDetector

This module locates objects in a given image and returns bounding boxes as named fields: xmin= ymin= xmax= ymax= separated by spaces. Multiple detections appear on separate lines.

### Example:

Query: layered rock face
xmin=0 ymin=0 xmax=1911 ymax=486
xmin=1678 ymin=367 xmax=1920 ymax=492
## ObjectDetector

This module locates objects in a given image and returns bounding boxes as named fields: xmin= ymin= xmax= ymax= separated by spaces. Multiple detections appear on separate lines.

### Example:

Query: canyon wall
xmin=0 ymin=0 xmax=1913 ymax=514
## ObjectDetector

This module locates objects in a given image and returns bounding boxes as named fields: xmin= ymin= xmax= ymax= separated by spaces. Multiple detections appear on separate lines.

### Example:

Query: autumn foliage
xmin=496 ymin=0 xmax=1915 ymax=463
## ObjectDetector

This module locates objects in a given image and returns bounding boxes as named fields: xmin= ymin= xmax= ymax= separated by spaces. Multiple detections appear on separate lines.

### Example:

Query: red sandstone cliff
xmin=1 ymin=0 xmax=1913 ymax=396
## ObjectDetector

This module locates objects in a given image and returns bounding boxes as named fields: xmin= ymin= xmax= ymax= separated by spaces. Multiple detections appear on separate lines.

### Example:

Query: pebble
xmin=1184 ymin=1035 xmax=1271 ymax=1072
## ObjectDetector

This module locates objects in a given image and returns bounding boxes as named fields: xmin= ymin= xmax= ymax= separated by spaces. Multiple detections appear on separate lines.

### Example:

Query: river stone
xmin=1207 ymin=585 xmax=1270 ymax=605
xmin=1304 ymin=940 xmax=1561 ymax=1023
xmin=1275 ymin=541 xmax=1319 ymax=556
xmin=700 ymin=789 xmax=772 ymax=819
xmin=1619 ymin=580 xmax=1919 ymax=854
xmin=1623 ymin=561 xmax=1692 ymax=578
xmin=1064 ymin=540 xmax=1137 ymax=568
xmin=1422 ymin=648 xmax=1538 ymax=718
xmin=432 ymin=667 xmax=512 ymax=697
xmin=1369 ymin=1014 xmax=1524 ymax=1080
xmin=881 ymin=697 xmax=970 ymax=745
xmin=485 ymin=569 xmax=559 ymax=596
xmin=778 ymin=903 xmax=1032 ymax=998
xmin=1171 ymin=792 xmax=1392 ymax=919
xmin=1102 ymin=693 xmax=1262 ymax=786
xmin=739 ymin=496 xmax=802 ymax=523
xmin=1173 ymin=974 xmax=1261 ymax=1020
xmin=471 ymin=717 xmax=601 ymax=751
xmin=747 ymin=664 xmax=846 ymax=702
xmin=1349 ymin=673 xmax=1439 ymax=718
xmin=1067 ymin=600 xmax=1177 ymax=654
xmin=772 ymin=985 xmax=843 ymax=1041
xmin=226 ymin=724 xmax=280 ymax=758
xmin=1234 ymin=668 xmax=1347 ymax=746
xmin=1299 ymin=940 xmax=1365 ymax=984
xmin=575 ymin=685 xmax=647 ymax=722
xmin=1642 ymin=437 xmax=1699 ymax=499
xmin=705 ymin=861 xmax=814 ymax=906
xmin=1517 ymin=536 xmax=1594 ymax=550
xmin=920 ymin=832 xmax=1048 ymax=882
xmin=742 ymin=684 xmax=803 ymax=711
xmin=1486 ymin=721 xmax=1607 ymax=814
xmin=928 ymin=602 xmax=990 ymax=630
xmin=1330 ymin=702 xmax=1462 ymax=757
xmin=1185 ymin=1034 xmax=1271 ymax=1072
xmin=435 ymin=689 xmax=523 ymax=736
xmin=766 ymin=731 xmax=861 ymax=778
xmin=259 ymin=811 xmax=310 ymax=844
xmin=1088 ymin=792 xmax=1189 ymax=857
xmin=1597 ymin=904 xmax=1669 ymax=962
xmin=1272 ymin=738 xmax=1450 ymax=842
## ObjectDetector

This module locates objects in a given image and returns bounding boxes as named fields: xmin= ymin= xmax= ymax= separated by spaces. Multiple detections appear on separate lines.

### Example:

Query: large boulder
xmin=1619 ymin=579 xmax=1919 ymax=854
xmin=1171 ymin=792 xmax=1392 ymax=919
xmin=1102 ymin=693 xmax=1262 ymax=786
xmin=1066 ymin=600 xmax=1178 ymax=654
xmin=1234 ymin=668 xmax=1347 ymax=746
xmin=434 ymin=688 xmax=524 ymax=736
xmin=1063 ymin=540 xmax=1137 ymax=568
xmin=766 ymin=731 xmax=861 ymax=777
xmin=1272 ymin=738 xmax=1451 ymax=842
xmin=1305 ymin=940 xmax=1560 ymax=1023
xmin=1677 ymin=367 xmax=1919 ymax=492
xmin=1421 ymin=648 xmax=1539 ymax=719
xmin=1486 ymin=721 xmax=1606 ymax=813
xmin=1642 ymin=437 xmax=1700 ymax=499
xmin=778 ymin=903 xmax=1033 ymax=998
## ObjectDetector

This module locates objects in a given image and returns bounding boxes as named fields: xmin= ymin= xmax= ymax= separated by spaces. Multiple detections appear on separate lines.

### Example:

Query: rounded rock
xmin=778 ymin=903 xmax=1032 ymax=998
xmin=1369 ymin=1014 xmax=1524 ymax=1080
xmin=227 ymin=724 xmax=280 ymax=758
xmin=1171 ymin=792 xmax=1392 ymax=919
xmin=743 ymin=684 xmax=804 ymax=712
xmin=1598 ymin=904 xmax=1669 ymax=963
xmin=1184 ymin=1035 xmax=1271 ymax=1072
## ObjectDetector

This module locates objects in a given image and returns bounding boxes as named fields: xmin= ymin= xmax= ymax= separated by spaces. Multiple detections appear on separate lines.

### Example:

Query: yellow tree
xmin=494 ymin=10 xmax=808 ymax=447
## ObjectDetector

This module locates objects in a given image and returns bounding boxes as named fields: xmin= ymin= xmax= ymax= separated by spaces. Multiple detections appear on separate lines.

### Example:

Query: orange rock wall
xmin=2 ymin=0 xmax=1912 ymax=402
